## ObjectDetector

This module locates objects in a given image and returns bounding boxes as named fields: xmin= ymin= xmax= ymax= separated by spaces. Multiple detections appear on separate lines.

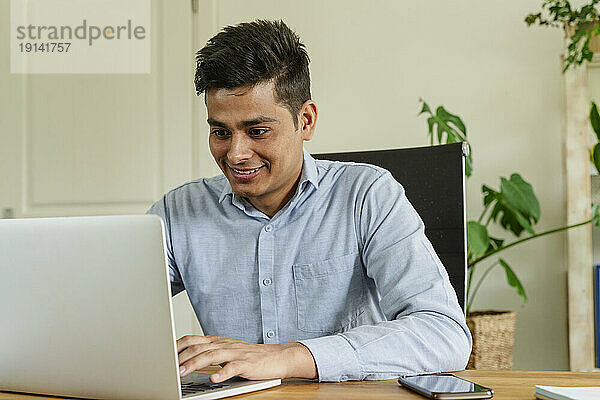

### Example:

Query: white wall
xmin=1 ymin=0 xmax=573 ymax=370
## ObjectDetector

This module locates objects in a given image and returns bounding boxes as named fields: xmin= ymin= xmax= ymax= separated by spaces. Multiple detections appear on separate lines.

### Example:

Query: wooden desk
xmin=1 ymin=370 xmax=599 ymax=399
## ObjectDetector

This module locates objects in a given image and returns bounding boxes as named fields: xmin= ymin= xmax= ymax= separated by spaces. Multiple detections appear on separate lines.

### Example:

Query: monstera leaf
xmin=419 ymin=99 xmax=473 ymax=176
xmin=482 ymin=174 xmax=540 ymax=237
xmin=501 ymin=174 xmax=540 ymax=222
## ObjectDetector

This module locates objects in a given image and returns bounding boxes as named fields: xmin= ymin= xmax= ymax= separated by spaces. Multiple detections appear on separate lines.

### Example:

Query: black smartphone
xmin=398 ymin=374 xmax=494 ymax=399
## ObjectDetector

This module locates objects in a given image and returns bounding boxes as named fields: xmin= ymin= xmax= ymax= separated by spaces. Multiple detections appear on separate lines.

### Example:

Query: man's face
xmin=206 ymin=81 xmax=313 ymax=215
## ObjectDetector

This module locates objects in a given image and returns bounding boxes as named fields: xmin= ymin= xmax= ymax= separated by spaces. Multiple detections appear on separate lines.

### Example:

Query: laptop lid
xmin=0 ymin=215 xmax=182 ymax=400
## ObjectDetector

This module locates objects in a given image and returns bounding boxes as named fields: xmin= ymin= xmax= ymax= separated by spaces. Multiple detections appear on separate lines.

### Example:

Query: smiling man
xmin=206 ymin=81 xmax=313 ymax=218
xmin=147 ymin=20 xmax=471 ymax=383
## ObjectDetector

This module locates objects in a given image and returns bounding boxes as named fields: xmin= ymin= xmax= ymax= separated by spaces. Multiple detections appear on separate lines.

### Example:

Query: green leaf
xmin=592 ymin=203 xmax=600 ymax=227
xmin=465 ymin=152 xmax=473 ymax=177
xmin=510 ymin=207 xmax=535 ymax=235
xmin=489 ymin=201 xmax=503 ymax=224
xmin=590 ymin=102 xmax=600 ymax=140
xmin=498 ymin=258 xmax=527 ymax=304
xmin=467 ymin=221 xmax=489 ymax=259
xmin=426 ymin=116 xmax=435 ymax=136
xmin=524 ymin=13 xmax=541 ymax=26
xmin=419 ymin=99 xmax=431 ymax=116
xmin=433 ymin=107 xmax=464 ymax=143
xmin=418 ymin=100 xmax=473 ymax=176
xmin=497 ymin=199 xmax=533 ymax=236
xmin=483 ymin=177 xmax=538 ymax=237
xmin=482 ymin=185 xmax=499 ymax=207
xmin=500 ymin=174 xmax=541 ymax=223
xmin=437 ymin=106 xmax=467 ymax=137
xmin=436 ymin=121 xmax=445 ymax=143
xmin=593 ymin=143 xmax=600 ymax=174
xmin=487 ymin=235 xmax=504 ymax=251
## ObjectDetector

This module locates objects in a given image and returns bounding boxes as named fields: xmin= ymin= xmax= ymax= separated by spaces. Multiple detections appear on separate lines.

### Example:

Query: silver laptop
xmin=0 ymin=215 xmax=281 ymax=400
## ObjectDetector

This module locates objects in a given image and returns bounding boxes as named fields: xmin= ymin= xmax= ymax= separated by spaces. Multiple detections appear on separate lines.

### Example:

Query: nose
xmin=227 ymin=133 xmax=253 ymax=165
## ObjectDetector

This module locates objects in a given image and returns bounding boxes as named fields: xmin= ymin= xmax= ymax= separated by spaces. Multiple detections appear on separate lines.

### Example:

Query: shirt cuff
xmin=298 ymin=334 xmax=362 ymax=382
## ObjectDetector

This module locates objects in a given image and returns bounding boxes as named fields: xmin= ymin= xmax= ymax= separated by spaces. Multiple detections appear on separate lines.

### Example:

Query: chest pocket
xmin=292 ymin=253 xmax=366 ymax=333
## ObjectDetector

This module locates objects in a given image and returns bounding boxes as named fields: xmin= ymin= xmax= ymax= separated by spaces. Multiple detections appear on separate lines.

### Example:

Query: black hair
xmin=194 ymin=19 xmax=311 ymax=128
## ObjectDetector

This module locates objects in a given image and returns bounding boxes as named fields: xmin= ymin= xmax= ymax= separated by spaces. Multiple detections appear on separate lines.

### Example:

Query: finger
xmin=178 ymin=343 xmax=221 ymax=364
xmin=211 ymin=361 xmax=242 ymax=383
xmin=180 ymin=349 xmax=238 ymax=377
xmin=176 ymin=335 xmax=220 ymax=353
xmin=176 ymin=335 xmax=214 ymax=353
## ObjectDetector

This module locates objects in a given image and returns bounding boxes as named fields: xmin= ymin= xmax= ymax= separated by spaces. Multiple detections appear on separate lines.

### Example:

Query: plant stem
xmin=484 ymin=212 xmax=494 ymax=228
xmin=477 ymin=205 xmax=489 ymax=225
xmin=466 ymin=265 xmax=474 ymax=315
xmin=466 ymin=260 xmax=500 ymax=315
xmin=467 ymin=266 xmax=474 ymax=297
xmin=468 ymin=218 xmax=594 ymax=267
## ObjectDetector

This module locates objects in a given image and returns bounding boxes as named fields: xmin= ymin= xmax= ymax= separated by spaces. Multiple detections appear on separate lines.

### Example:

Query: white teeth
xmin=232 ymin=166 xmax=262 ymax=175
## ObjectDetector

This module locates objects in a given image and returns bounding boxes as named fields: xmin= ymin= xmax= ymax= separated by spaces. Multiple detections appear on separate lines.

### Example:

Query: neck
xmin=250 ymin=166 xmax=304 ymax=218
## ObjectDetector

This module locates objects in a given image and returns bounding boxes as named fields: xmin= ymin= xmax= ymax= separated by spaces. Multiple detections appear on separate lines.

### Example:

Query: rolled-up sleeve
xmin=299 ymin=171 xmax=472 ymax=381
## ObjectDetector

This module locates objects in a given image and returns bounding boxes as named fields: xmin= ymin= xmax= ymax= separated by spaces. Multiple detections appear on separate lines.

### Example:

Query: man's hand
xmin=176 ymin=335 xmax=318 ymax=383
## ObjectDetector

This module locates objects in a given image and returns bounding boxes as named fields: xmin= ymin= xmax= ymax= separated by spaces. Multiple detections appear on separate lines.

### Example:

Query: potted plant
xmin=525 ymin=0 xmax=600 ymax=72
xmin=418 ymin=99 xmax=600 ymax=369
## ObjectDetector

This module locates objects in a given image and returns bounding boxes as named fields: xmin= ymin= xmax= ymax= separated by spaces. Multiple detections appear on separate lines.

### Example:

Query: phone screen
xmin=399 ymin=374 xmax=491 ymax=394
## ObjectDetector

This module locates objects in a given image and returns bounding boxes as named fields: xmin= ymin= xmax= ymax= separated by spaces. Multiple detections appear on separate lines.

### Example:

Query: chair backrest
xmin=313 ymin=142 xmax=467 ymax=312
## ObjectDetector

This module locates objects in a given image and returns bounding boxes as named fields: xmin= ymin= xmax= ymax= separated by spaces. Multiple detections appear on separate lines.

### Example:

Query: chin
xmin=231 ymin=185 xmax=260 ymax=198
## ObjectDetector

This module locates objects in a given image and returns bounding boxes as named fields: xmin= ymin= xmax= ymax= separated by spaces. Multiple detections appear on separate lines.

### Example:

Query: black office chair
xmin=313 ymin=142 xmax=468 ymax=313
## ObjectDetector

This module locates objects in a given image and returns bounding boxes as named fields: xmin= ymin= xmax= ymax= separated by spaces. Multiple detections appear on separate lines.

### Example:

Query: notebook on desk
xmin=535 ymin=385 xmax=600 ymax=400
xmin=0 ymin=215 xmax=281 ymax=400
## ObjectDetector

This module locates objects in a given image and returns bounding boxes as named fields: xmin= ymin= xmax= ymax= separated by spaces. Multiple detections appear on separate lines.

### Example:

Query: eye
xmin=211 ymin=129 xmax=230 ymax=138
xmin=249 ymin=128 xmax=268 ymax=137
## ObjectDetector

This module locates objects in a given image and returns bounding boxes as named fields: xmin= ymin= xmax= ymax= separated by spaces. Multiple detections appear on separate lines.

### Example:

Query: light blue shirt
xmin=147 ymin=149 xmax=471 ymax=382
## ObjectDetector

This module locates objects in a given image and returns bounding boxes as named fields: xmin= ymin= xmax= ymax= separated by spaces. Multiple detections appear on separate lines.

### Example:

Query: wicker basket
xmin=466 ymin=311 xmax=516 ymax=370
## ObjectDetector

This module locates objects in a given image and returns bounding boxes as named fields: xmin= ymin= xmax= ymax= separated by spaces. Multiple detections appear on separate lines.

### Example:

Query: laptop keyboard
xmin=181 ymin=382 xmax=230 ymax=396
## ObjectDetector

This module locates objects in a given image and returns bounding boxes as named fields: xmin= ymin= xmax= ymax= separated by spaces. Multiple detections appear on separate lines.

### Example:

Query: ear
xmin=298 ymin=100 xmax=318 ymax=141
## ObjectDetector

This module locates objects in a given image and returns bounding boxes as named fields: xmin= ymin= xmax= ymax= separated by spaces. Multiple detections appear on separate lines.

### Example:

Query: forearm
xmin=277 ymin=342 xmax=318 ymax=379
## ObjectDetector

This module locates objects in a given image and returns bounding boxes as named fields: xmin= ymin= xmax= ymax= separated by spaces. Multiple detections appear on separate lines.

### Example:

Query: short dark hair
xmin=194 ymin=19 xmax=311 ymax=128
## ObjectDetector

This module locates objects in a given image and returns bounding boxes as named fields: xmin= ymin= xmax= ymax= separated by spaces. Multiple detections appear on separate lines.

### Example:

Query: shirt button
xmin=264 ymin=224 xmax=272 ymax=232
xmin=266 ymin=330 xmax=275 ymax=338
xmin=263 ymin=278 xmax=272 ymax=286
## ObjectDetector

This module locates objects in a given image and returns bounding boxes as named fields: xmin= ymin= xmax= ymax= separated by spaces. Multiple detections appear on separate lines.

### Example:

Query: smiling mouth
xmin=227 ymin=164 xmax=265 ymax=180
xmin=230 ymin=166 xmax=264 ymax=175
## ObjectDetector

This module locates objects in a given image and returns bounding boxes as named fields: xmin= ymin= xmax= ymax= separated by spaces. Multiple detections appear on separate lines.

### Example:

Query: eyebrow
xmin=207 ymin=116 xmax=279 ymax=130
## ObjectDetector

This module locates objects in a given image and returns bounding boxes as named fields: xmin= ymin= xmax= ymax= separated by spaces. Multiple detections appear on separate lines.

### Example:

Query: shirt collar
xmin=218 ymin=147 xmax=319 ymax=204
xmin=299 ymin=148 xmax=320 ymax=191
